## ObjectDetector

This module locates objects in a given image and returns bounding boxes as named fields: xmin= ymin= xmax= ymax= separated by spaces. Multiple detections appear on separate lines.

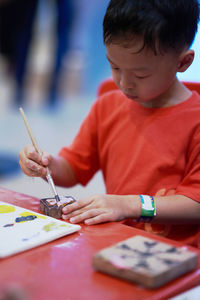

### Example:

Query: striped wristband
xmin=137 ymin=195 xmax=156 ymax=223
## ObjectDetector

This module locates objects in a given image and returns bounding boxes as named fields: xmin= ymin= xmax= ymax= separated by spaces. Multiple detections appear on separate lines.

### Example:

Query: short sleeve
xmin=58 ymin=101 xmax=100 ymax=186
xmin=176 ymin=125 xmax=200 ymax=202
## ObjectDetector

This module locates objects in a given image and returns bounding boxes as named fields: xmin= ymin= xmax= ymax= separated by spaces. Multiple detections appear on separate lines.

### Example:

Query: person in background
xmin=0 ymin=0 xmax=74 ymax=108
xmin=46 ymin=0 xmax=75 ymax=107
xmin=19 ymin=0 xmax=200 ymax=247
xmin=0 ymin=0 xmax=39 ymax=106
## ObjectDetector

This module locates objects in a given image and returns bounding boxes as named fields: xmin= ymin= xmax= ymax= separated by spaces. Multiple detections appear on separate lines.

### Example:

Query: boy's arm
xmin=48 ymin=155 xmax=78 ymax=187
xmin=62 ymin=194 xmax=200 ymax=225
xmin=150 ymin=194 xmax=200 ymax=224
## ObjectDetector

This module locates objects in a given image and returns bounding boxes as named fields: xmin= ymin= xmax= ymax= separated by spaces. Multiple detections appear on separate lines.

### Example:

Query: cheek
xmin=135 ymin=79 xmax=163 ymax=99
xmin=137 ymin=76 xmax=174 ymax=99
xmin=151 ymin=65 xmax=177 ymax=91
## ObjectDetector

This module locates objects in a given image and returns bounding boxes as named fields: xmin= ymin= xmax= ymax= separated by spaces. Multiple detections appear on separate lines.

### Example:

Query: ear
xmin=177 ymin=49 xmax=194 ymax=73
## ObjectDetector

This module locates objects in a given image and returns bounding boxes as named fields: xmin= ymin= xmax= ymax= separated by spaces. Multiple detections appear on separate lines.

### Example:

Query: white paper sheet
xmin=0 ymin=201 xmax=81 ymax=258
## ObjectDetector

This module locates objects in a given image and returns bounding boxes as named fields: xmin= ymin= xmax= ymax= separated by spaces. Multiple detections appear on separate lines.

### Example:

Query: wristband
xmin=137 ymin=195 xmax=156 ymax=223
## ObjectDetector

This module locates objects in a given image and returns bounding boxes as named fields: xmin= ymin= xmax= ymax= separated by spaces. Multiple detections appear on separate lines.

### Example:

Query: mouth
xmin=124 ymin=93 xmax=138 ymax=100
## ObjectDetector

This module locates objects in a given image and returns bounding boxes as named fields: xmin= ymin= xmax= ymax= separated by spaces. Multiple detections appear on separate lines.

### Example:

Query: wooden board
xmin=92 ymin=235 xmax=198 ymax=289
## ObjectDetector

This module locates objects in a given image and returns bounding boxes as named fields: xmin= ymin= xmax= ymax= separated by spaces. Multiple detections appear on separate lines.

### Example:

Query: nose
xmin=120 ymin=72 xmax=134 ymax=89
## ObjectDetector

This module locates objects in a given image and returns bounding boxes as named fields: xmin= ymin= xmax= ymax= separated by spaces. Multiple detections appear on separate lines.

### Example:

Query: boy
xmin=19 ymin=0 xmax=200 ymax=246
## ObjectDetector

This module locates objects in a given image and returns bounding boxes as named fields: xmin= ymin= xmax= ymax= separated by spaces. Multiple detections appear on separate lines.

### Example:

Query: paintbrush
xmin=19 ymin=107 xmax=60 ymax=202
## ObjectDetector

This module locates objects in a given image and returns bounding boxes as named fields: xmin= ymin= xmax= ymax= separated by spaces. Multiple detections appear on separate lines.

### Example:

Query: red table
xmin=0 ymin=187 xmax=200 ymax=300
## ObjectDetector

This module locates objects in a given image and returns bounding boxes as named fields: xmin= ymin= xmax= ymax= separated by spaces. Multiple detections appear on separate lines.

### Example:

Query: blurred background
xmin=0 ymin=0 xmax=199 ymax=201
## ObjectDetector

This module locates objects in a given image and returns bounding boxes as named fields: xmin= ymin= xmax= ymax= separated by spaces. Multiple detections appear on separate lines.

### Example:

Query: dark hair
xmin=103 ymin=0 xmax=200 ymax=53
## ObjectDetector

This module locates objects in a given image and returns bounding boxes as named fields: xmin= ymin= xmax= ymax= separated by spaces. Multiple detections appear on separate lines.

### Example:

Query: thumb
xmin=41 ymin=151 xmax=52 ymax=166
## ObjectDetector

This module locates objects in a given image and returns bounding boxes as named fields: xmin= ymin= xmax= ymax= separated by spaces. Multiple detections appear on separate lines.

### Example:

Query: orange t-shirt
xmin=59 ymin=90 xmax=200 ymax=247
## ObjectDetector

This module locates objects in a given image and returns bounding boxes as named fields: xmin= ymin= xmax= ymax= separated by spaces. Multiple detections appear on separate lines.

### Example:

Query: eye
xmin=111 ymin=66 xmax=119 ymax=71
xmin=135 ymin=75 xmax=150 ymax=79
xmin=135 ymin=75 xmax=145 ymax=79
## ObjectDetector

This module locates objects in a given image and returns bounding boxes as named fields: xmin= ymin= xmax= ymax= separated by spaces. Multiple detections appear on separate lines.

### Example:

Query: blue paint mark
xmin=15 ymin=215 xmax=37 ymax=223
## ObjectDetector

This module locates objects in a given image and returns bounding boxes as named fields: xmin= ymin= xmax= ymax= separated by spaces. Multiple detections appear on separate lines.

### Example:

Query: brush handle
xmin=19 ymin=108 xmax=41 ymax=155
xmin=19 ymin=107 xmax=60 ymax=202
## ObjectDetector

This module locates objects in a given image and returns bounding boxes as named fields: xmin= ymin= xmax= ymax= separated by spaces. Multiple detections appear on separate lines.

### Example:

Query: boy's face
xmin=106 ymin=39 xmax=181 ymax=108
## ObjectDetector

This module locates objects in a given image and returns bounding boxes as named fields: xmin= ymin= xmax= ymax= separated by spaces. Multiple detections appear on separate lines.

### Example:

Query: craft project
xmin=0 ymin=201 xmax=81 ymax=258
xmin=93 ymin=235 xmax=198 ymax=289
xmin=40 ymin=195 xmax=76 ymax=218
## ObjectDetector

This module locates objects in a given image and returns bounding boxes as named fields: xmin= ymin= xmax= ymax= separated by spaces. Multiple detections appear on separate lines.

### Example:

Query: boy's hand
xmin=19 ymin=144 xmax=52 ymax=178
xmin=62 ymin=194 xmax=140 ymax=225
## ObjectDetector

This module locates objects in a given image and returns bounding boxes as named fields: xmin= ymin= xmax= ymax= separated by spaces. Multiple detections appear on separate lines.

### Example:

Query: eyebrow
xmin=106 ymin=55 xmax=149 ymax=71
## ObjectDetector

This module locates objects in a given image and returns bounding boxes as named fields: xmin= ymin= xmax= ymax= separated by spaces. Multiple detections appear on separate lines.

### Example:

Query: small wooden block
xmin=92 ymin=235 xmax=198 ymax=289
xmin=40 ymin=196 xmax=76 ymax=219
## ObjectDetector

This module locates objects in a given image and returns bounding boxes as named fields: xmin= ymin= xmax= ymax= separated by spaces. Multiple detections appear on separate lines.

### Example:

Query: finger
xmin=84 ymin=213 xmax=115 ymax=225
xmin=62 ymin=202 xmax=94 ymax=220
xmin=40 ymin=150 xmax=51 ymax=166
xmin=19 ymin=160 xmax=40 ymax=177
xmin=24 ymin=145 xmax=42 ymax=164
xmin=66 ymin=208 xmax=103 ymax=224
xmin=19 ymin=158 xmax=47 ymax=177
xmin=62 ymin=203 xmax=92 ymax=220
xmin=62 ymin=198 xmax=93 ymax=215
xmin=62 ymin=209 xmax=83 ymax=220
xmin=24 ymin=145 xmax=51 ymax=168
